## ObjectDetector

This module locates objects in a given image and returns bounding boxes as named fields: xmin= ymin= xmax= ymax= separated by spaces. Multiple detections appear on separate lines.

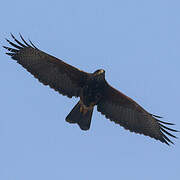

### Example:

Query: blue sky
xmin=0 ymin=0 xmax=180 ymax=179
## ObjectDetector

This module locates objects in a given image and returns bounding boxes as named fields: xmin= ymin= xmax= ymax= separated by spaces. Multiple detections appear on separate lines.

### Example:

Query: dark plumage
xmin=3 ymin=34 xmax=178 ymax=145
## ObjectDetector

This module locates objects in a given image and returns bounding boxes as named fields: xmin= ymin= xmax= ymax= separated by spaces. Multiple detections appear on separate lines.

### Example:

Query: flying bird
xmin=3 ymin=34 xmax=178 ymax=145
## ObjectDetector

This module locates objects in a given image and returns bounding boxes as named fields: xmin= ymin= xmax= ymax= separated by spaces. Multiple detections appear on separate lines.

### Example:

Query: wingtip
xmin=157 ymin=119 xmax=175 ymax=125
xmin=19 ymin=33 xmax=24 ymax=40
xmin=28 ymin=38 xmax=37 ymax=49
xmin=151 ymin=114 xmax=163 ymax=118
xmin=10 ymin=33 xmax=15 ymax=40
xmin=2 ymin=45 xmax=7 ymax=49
xmin=5 ymin=38 xmax=10 ymax=43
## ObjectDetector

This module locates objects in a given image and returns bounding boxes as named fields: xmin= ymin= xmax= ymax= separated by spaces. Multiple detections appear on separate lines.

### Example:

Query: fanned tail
xmin=66 ymin=101 xmax=94 ymax=130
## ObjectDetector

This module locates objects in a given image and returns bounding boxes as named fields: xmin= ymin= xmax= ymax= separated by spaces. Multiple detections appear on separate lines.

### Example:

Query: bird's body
xmin=81 ymin=69 xmax=106 ymax=107
xmin=66 ymin=69 xmax=107 ymax=130
xmin=3 ymin=34 xmax=178 ymax=145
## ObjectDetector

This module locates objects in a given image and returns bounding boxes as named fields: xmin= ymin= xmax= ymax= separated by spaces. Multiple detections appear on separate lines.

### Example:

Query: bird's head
xmin=93 ymin=69 xmax=105 ymax=80
xmin=93 ymin=69 xmax=105 ymax=75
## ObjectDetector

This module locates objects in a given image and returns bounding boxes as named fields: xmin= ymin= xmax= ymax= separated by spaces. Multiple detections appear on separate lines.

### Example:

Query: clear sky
xmin=0 ymin=0 xmax=179 ymax=179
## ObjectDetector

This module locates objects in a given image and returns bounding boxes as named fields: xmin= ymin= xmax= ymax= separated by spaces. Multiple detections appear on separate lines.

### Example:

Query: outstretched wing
xmin=97 ymin=83 xmax=178 ymax=145
xmin=3 ymin=34 xmax=89 ymax=98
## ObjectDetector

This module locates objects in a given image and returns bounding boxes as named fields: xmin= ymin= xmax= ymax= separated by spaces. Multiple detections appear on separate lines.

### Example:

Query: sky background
xmin=0 ymin=0 xmax=180 ymax=179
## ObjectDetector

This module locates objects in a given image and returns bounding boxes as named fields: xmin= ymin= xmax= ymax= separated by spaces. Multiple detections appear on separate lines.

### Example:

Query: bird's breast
xmin=81 ymin=80 xmax=105 ymax=107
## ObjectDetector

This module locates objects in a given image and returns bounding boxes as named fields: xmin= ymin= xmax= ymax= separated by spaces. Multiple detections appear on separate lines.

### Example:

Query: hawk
xmin=3 ymin=34 xmax=178 ymax=145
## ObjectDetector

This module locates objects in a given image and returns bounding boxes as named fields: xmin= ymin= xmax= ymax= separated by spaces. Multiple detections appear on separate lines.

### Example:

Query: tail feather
xmin=66 ymin=101 xmax=93 ymax=130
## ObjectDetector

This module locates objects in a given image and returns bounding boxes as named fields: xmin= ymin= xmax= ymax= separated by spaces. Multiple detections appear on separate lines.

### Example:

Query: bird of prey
xmin=3 ymin=34 xmax=178 ymax=145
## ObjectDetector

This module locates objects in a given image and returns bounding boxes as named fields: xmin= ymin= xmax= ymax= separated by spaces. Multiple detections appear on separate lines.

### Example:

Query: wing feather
xmin=4 ymin=34 xmax=90 ymax=98
xmin=97 ymin=83 xmax=178 ymax=145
